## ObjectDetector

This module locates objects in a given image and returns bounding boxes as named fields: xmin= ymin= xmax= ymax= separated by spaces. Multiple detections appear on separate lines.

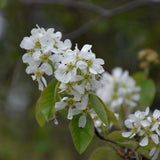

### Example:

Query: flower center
xmin=35 ymin=41 xmax=41 ymax=49
xmin=66 ymin=63 xmax=75 ymax=73
xmin=40 ymin=53 xmax=50 ymax=62
xmin=84 ymin=73 xmax=91 ymax=81
xmin=35 ymin=70 xmax=44 ymax=78
xmin=67 ymin=98 xmax=75 ymax=106
xmin=87 ymin=60 xmax=93 ymax=67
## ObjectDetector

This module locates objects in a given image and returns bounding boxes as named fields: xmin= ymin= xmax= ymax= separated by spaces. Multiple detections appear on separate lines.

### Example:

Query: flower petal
xmin=139 ymin=136 xmax=148 ymax=146
xmin=122 ymin=132 xmax=132 ymax=138
xmin=151 ymin=134 xmax=159 ymax=144
xmin=78 ymin=114 xmax=87 ymax=128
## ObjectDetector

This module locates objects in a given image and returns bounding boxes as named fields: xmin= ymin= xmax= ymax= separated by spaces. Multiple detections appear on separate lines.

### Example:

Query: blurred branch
xmin=22 ymin=0 xmax=160 ymax=38
xmin=63 ymin=17 xmax=101 ymax=39
xmin=21 ymin=0 xmax=110 ymax=15
xmin=22 ymin=0 xmax=160 ymax=17
xmin=65 ymin=0 xmax=160 ymax=39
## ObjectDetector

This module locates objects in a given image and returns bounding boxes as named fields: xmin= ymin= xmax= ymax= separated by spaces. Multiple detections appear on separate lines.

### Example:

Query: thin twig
xmin=64 ymin=17 xmax=101 ymax=39
xmin=65 ymin=0 xmax=160 ymax=38
xmin=21 ymin=0 xmax=160 ymax=17
xmin=22 ymin=0 xmax=160 ymax=39
xmin=94 ymin=128 xmax=128 ymax=159
xmin=94 ymin=128 xmax=118 ymax=145
xmin=21 ymin=0 xmax=110 ymax=15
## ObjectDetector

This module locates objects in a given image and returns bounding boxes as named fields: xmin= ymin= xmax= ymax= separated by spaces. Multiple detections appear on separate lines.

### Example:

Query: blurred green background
xmin=0 ymin=0 xmax=160 ymax=159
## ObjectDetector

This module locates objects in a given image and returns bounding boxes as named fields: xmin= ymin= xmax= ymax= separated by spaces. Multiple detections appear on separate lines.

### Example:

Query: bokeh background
xmin=0 ymin=0 xmax=160 ymax=159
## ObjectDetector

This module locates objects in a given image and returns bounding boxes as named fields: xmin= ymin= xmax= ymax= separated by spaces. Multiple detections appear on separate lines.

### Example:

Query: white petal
xmin=151 ymin=134 xmax=159 ymax=144
xmin=55 ymin=102 xmax=66 ymax=111
xmin=149 ymin=147 xmax=157 ymax=156
xmin=145 ymin=107 xmax=150 ymax=116
xmin=81 ymin=44 xmax=92 ymax=52
xmin=72 ymin=84 xmax=85 ymax=94
xmin=112 ymin=67 xmax=122 ymax=78
xmin=22 ymin=53 xmax=32 ymax=63
xmin=151 ymin=122 xmax=159 ymax=131
xmin=153 ymin=109 xmax=160 ymax=119
xmin=89 ymin=67 xmax=97 ymax=74
xmin=26 ymin=65 xmax=36 ymax=74
xmin=71 ymin=108 xmax=81 ymax=116
xmin=124 ymin=119 xmax=133 ymax=129
xmin=152 ymin=149 xmax=159 ymax=160
xmin=122 ymin=132 xmax=132 ymax=138
xmin=75 ymin=94 xmax=88 ymax=110
xmin=32 ymin=51 xmax=41 ymax=61
xmin=96 ymin=58 xmax=104 ymax=65
xmin=130 ymin=133 xmax=136 ymax=138
xmin=41 ymin=76 xmax=47 ymax=87
xmin=132 ymin=94 xmax=140 ymax=101
xmin=76 ymin=61 xmax=87 ymax=70
xmin=156 ymin=128 xmax=160 ymax=136
xmin=78 ymin=114 xmax=87 ymax=128
xmin=139 ymin=136 xmax=148 ymax=146
xmin=67 ymin=107 xmax=73 ymax=120
xmin=141 ymin=120 xmax=150 ymax=127
xmin=20 ymin=37 xmax=34 ymax=49
xmin=64 ymin=39 xmax=72 ymax=48
xmin=94 ymin=120 xmax=101 ymax=128
xmin=31 ymin=75 xmax=36 ymax=80
xmin=39 ymin=63 xmax=53 ymax=76
xmin=37 ymin=78 xmax=44 ymax=91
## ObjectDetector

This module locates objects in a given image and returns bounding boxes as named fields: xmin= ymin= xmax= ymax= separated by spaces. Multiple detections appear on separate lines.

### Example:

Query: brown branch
xmin=22 ymin=0 xmax=160 ymax=17
xmin=64 ymin=0 xmax=160 ymax=39
xmin=94 ymin=128 xmax=128 ymax=159
xmin=63 ymin=17 xmax=101 ymax=39
xmin=22 ymin=0 xmax=160 ymax=38
xmin=94 ymin=128 xmax=118 ymax=145
xmin=21 ymin=0 xmax=110 ymax=15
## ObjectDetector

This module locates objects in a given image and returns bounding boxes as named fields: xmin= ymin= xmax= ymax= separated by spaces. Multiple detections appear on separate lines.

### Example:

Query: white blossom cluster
xmin=20 ymin=25 xmax=72 ymax=90
xmin=55 ymin=44 xmax=104 ymax=128
xmin=21 ymin=26 xmax=105 ymax=128
xmin=96 ymin=67 xmax=140 ymax=113
xmin=122 ymin=107 xmax=160 ymax=160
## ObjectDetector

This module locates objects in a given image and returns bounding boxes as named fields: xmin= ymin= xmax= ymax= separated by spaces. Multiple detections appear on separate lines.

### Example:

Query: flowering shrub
xmin=20 ymin=26 xmax=160 ymax=160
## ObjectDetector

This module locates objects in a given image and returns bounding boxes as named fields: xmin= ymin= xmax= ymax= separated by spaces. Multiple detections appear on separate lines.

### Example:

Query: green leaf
xmin=105 ymin=107 xmax=119 ymax=128
xmin=69 ymin=114 xmax=94 ymax=154
xmin=133 ymin=72 xmax=156 ymax=106
xmin=88 ymin=147 xmax=123 ymax=160
xmin=89 ymin=94 xmax=108 ymax=126
xmin=35 ymin=102 xmax=46 ymax=127
xmin=35 ymin=79 xmax=58 ymax=126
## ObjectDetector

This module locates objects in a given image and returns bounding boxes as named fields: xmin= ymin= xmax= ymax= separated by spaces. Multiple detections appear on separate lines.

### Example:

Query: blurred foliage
xmin=0 ymin=0 xmax=160 ymax=159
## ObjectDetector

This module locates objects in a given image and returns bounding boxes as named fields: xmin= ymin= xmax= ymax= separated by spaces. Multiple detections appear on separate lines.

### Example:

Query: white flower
xmin=122 ymin=107 xmax=160 ymax=149
xmin=55 ymin=64 xmax=83 ymax=83
xmin=96 ymin=67 xmax=140 ymax=113
xmin=78 ymin=44 xmax=104 ymax=74
xmin=21 ymin=25 xmax=73 ymax=91
xmin=55 ymin=95 xmax=89 ymax=127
